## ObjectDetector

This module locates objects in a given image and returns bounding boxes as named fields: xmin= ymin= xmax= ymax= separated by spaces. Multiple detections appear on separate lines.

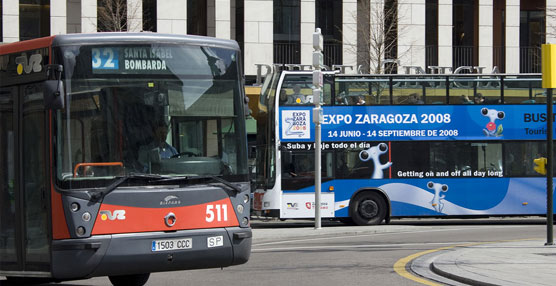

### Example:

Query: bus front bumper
xmin=51 ymin=227 xmax=251 ymax=280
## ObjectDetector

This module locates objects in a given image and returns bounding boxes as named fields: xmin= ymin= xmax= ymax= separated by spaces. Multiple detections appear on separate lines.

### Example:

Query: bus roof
xmin=0 ymin=33 xmax=240 ymax=55
xmin=50 ymin=32 xmax=240 ymax=51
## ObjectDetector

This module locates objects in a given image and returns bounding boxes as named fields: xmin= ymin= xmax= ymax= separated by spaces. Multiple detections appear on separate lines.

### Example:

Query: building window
xmin=383 ymin=0 xmax=397 ymax=73
xmin=316 ymin=0 xmax=342 ymax=67
xmin=425 ymin=0 xmax=438 ymax=72
xmin=452 ymin=0 xmax=477 ymax=69
xmin=188 ymin=0 xmax=207 ymax=36
xmin=233 ymin=0 xmax=244 ymax=70
xmin=357 ymin=0 xmax=371 ymax=73
xmin=19 ymin=0 xmax=50 ymax=41
xmin=0 ymin=2 xmax=3 ymax=42
xmin=97 ymin=0 xmax=128 ymax=32
xmin=520 ymin=0 xmax=545 ymax=73
xmin=493 ymin=0 xmax=505 ymax=72
xmin=143 ymin=0 xmax=157 ymax=32
xmin=273 ymin=0 xmax=300 ymax=65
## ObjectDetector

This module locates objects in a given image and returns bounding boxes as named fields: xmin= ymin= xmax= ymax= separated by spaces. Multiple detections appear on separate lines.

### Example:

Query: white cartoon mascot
xmin=427 ymin=181 xmax=448 ymax=213
xmin=359 ymin=143 xmax=392 ymax=179
xmin=481 ymin=108 xmax=504 ymax=137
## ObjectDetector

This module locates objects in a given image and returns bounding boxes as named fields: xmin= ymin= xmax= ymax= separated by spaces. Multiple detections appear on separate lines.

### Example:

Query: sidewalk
xmin=427 ymin=239 xmax=556 ymax=286
xmin=251 ymin=219 xmax=556 ymax=286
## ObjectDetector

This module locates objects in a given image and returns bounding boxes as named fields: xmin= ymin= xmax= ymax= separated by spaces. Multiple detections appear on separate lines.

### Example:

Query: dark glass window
xmin=425 ymin=0 xmax=438 ymax=71
xmin=273 ymin=0 xmax=300 ymax=64
xmin=383 ymin=0 xmax=397 ymax=73
xmin=19 ymin=0 xmax=50 ymax=41
xmin=0 ymin=2 xmax=3 ymax=42
xmin=188 ymin=0 xmax=207 ymax=36
xmin=234 ymin=0 xmax=244 ymax=69
xmin=452 ymin=0 xmax=477 ymax=68
xmin=519 ymin=0 xmax=545 ymax=73
xmin=316 ymin=0 xmax=342 ymax=67
xmin=143 ymin=0 xmax=157 ymax=32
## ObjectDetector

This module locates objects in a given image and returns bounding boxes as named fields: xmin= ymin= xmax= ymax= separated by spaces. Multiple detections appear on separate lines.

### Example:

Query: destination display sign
xmin=92 ymin=46 xmax=173 ymax=74
xmin=280 ymin=105 xmax=555 ymax=142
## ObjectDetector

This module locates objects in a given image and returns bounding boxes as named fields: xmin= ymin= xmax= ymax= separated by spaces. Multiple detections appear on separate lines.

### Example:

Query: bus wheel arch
xmin=348 ymin=189 xmax=391 ymax=225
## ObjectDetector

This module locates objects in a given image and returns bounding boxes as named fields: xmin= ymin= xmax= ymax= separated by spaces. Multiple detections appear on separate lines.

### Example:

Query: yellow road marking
xmin=393 ymin=238 xmax=540 ymax=286
xmin=393 ymin=246 xmax=452 ymax=286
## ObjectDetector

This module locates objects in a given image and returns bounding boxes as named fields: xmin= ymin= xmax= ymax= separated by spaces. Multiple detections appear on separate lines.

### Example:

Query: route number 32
xmin=92 ymin=48 xmax=119 ymax=70
xmin=206 ymin=204 xmax=228 ymax=222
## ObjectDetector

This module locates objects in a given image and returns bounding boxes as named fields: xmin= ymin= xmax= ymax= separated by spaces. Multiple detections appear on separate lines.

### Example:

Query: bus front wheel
xmin=350 ymin=192 xmax=387 ymax=226
xmin=108 ymin=273 xmax=150 ymax=286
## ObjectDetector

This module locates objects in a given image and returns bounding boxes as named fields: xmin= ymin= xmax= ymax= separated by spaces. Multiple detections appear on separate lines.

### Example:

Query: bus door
xmin=280 ymin=150 xmax=335 ymax=218
xmin=0 ymin=84 xmax=50 ymax=274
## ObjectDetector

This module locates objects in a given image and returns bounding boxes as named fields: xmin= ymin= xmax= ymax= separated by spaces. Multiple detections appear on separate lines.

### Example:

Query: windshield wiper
xmin=153 ymin=175 xmax=242 ymax=193
xmin=90 ymin=173 xmax=164 ymax=200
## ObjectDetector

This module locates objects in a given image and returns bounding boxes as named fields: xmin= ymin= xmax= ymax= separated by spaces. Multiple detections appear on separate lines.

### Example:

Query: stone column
xmin=81 ymin=0 xmax=97 ymax=33
xmin=127 ymin=0 xmax=142 ymax=32
xmin=301 ymin=0 xmax=316 ymax=67
xmin=548 ymin=0 xmax=556 ymax=44
xmin=343 ymin=0 xmax=357 ymax=73
xmin=51 ymin=0 xmax=67 ymax=35
xmin=215 ymin=0 xmax=231 ymax=39
xmin=244 ymin=0 xmax=273 ymax=76
xmin=437 ymin=0 xmax=452 ymax=69
xmin=398 ymin=0 xmax=426 ymax=73
xmin=157 ymin=0 xmax=186 ymax=34
xmin=478 ymin=0 xmax=493 ymax=72
xmin=505 ymin=0 xmax=520 ymax=73
xmin=2 ymin=0 xmax=19 ymax=42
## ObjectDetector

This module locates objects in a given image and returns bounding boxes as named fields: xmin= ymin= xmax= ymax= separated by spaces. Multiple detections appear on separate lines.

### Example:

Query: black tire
xmin=350 ymin=192 xmax=387 ymax=226
xmin=108 ymin=273 xmax=150 ymax=286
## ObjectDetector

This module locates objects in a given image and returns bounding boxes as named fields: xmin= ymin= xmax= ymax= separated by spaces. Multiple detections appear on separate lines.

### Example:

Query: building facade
xmin=1 ymin=0 xmax=554 ymax=80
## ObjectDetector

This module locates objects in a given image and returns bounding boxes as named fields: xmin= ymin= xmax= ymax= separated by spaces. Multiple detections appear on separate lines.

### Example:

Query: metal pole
xmin=547 ymin=88 xmax=554 ymax=245
xmin=315 ymin=119 xmax=322 ymax=229
xmin=312 ymin=28 xmax=323 ymax=230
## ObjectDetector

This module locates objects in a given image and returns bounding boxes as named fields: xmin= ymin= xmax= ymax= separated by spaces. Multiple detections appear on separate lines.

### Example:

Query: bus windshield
xmin=55 ymin=43 xmax=247 ymax=188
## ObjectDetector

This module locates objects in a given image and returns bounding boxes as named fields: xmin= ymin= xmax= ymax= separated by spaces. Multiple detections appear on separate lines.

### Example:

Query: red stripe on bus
xmin=91 ymin=198 xmax=239 ymax=235
xmin=0 ymin=36 xmax=55 ymax=55
xmin=49 ymin=110 xmax=71 ymax=239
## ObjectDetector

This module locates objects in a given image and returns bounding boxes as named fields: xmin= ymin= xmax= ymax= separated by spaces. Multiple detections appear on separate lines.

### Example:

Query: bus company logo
xmin=15 ymin=53 xmax=42 ymax=75
xmin=305 ymin=202 xmax=329 ymax=210
xmin=286 ymin=202 xmax=298 ymax=210
xmin=282 ymin=110 xmax=310 ymax=139
xmin=99 ymin=210 xmax=126 ymax=221
xmin=480 ymin=108 xmax=505 ymax=137
xmin=160 ymin=195 xmax=181 ymax=206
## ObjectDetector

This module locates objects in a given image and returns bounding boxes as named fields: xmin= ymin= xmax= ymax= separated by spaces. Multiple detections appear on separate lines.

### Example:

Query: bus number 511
xmin=206 ymin=204 xmax=228 ymax=222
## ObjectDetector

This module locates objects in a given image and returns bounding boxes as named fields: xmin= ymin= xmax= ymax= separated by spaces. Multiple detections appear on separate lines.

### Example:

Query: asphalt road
xmin=0 ymin=217 xmax=549 ymax=286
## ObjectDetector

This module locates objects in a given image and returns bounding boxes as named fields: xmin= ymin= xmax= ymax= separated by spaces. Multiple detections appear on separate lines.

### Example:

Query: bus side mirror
xmin=44 ymin=64 xmax=65 ymax=110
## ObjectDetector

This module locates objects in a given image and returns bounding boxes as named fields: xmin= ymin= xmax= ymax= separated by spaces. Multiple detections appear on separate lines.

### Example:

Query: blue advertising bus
xmin=253 ymin=70 xmax=552 ymax=225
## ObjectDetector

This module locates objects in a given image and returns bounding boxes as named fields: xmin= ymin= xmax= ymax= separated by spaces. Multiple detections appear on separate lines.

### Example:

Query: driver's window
xmin=178 ymin=120 xmax=204 ymax=156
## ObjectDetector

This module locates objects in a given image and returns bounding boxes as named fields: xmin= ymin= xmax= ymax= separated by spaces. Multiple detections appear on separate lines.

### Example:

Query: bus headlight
xmin=76 ymin=226 xmax=86 ymax=236
xmin=241 ymin=217 xmax=249 ymax=225
xmin=82 ymin=212 xmax=91 ymax=222
xmin=243 ymin=194 xmax=249 ymax=204
xmin=70 ymin=202 xmax=80 ymax=212
xmin=237 ymin=204 xmax=244 ymax=214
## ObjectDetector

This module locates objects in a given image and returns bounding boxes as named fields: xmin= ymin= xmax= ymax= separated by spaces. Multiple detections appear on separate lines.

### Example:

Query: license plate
xmin=151 ymin=238 xmax=192 ymax=252
xmin=207 ymin=235 xmax=224 ymax=248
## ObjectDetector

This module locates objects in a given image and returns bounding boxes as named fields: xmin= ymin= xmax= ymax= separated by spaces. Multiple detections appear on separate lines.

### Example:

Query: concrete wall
xmin=157 ymin=0 xmax=186 ymax=34
xmin=2 ymin=0 xmax=19 ymax=42
xmin=398 ymin=0 xmax=426 ymax=72
xmin=243 ymin=0 xmax=273 ymax=75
